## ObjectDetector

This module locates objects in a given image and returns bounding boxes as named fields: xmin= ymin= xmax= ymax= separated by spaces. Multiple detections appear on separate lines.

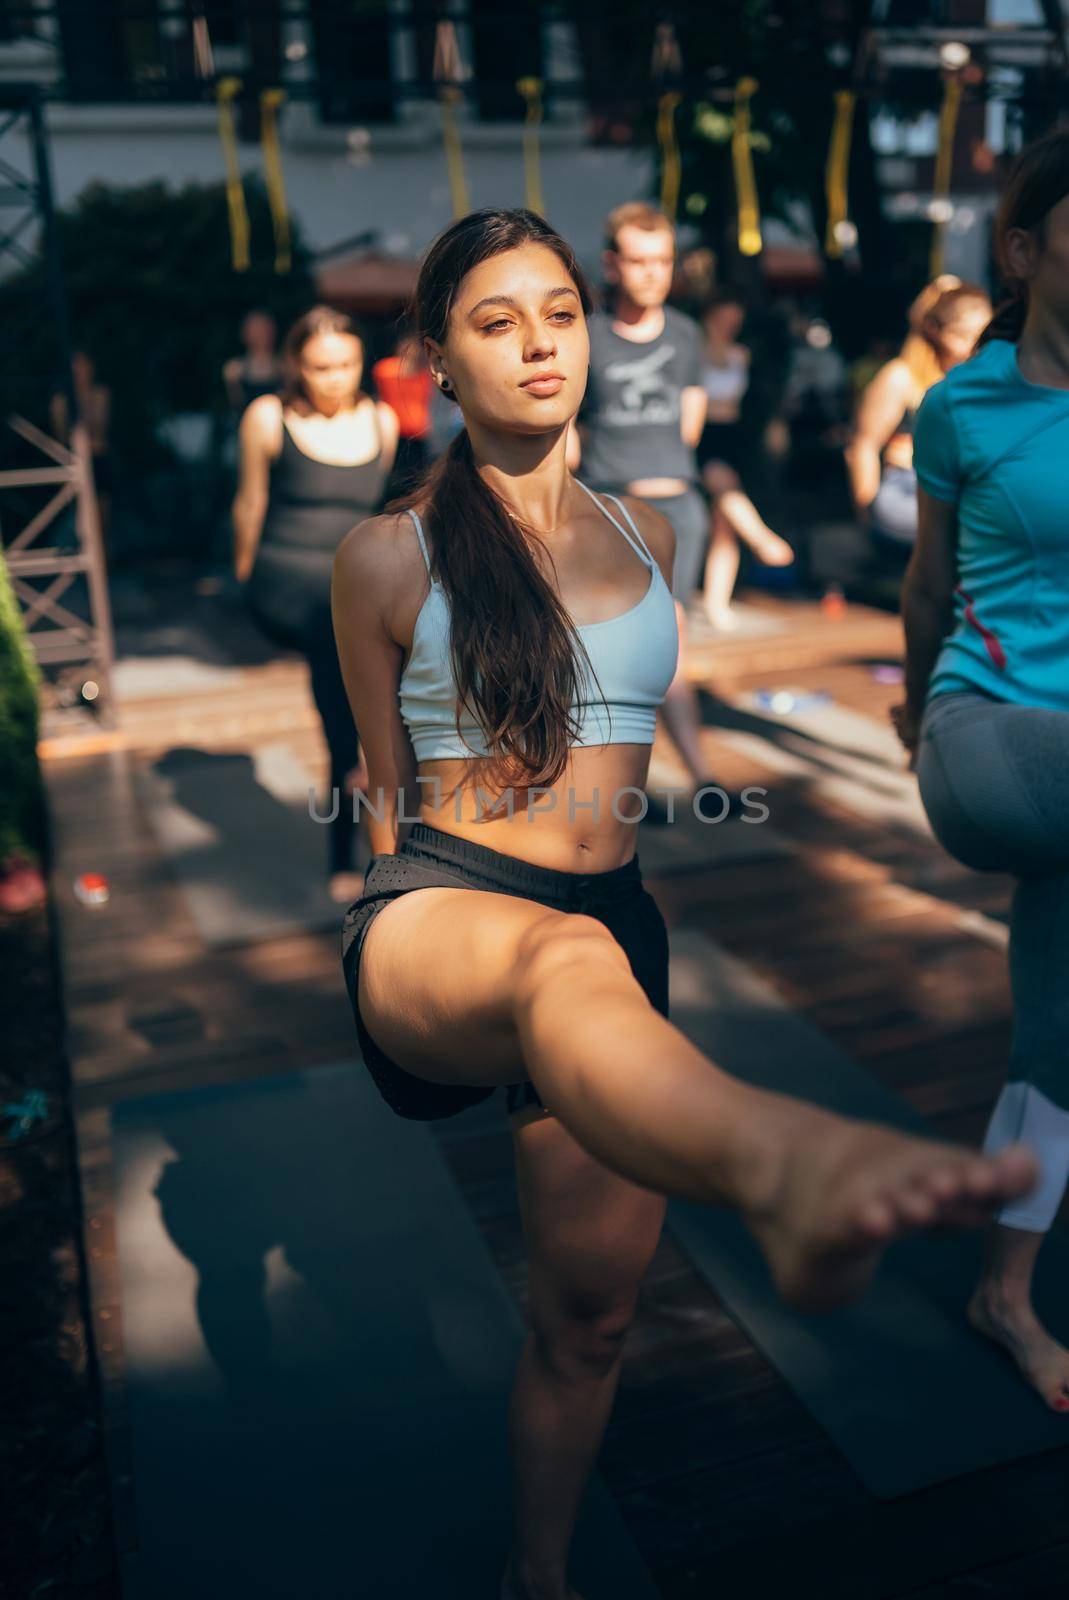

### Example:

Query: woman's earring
xmin=438 ymin=375 xmax=453 ymax=393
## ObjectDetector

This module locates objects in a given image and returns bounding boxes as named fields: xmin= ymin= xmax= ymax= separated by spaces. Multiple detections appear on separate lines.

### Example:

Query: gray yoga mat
xmin=665 ymin=928 xmax=1069 ymax=1499
xmin=111 ymin=1061 xmax=658 ymax=1600
xmin=636 ymin=793 xmax=793 ymax=877
xmin=706 ymin=688 xmax=934 ymax=837
xmin=134 ymin=745 xmax=368 ymax=947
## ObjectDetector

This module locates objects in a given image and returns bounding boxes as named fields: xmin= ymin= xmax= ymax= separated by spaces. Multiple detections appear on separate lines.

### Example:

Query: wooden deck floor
xmin=44 ymin=583 xmax=1069 ymax=1599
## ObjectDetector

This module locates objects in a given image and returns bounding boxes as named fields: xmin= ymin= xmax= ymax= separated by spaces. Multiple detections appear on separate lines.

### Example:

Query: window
xmin=468 ymin=0 xmax=544 ymax=121
xmin=309 ymin=0 xmax=394 ymax=124
xmin=57 ymin=0 xmax=165 ymax=99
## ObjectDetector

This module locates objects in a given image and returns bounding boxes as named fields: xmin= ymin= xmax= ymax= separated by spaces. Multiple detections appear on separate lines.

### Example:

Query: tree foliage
xmin=1 ymin=174 xmax=316 ymax=467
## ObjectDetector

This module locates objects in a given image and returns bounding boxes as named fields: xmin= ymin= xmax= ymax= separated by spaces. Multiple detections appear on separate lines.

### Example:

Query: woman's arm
xmin=231 ymin=397 xmax=279 ymax=582
xmin=222 ymin=357 xmax=243 ymax=412
xmin=680 ymin=385 xmax=708 ymax=450
xmin=895 ymin=486 xmax=959 ymax=754
xmin=332 ymin=513 xmax=422 ymax=856
xmin=844 ymin=360 xmax=912 ymax=514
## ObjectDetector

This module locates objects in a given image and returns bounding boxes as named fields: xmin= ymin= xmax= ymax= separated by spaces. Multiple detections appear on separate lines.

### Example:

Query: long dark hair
xmin=977 ymin=129 xmax=1069 ymax=348
xmin=279 ymin=304 xmax=366 ymax=411
xmin=390 ymin=208 xmax=596 ymax=796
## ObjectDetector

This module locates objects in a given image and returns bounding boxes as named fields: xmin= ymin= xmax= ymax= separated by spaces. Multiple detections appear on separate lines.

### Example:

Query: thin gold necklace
xmin=503 ymin=502 xmax=564 ymax=535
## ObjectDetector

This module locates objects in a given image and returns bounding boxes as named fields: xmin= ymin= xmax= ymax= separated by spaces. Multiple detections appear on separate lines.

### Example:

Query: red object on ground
xmin=372 ymin=356 xmax=433 ymax=439
xmin=73 ymin=871 xmax=110 ymax=907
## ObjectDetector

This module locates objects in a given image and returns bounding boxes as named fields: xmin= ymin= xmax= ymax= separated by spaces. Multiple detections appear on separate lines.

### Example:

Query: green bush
xmin=0 ymin=550 xmax=47 ymax=870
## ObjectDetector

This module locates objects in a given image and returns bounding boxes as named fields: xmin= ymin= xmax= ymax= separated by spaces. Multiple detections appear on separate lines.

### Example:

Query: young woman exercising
xmin=897 ymin=129 xmax=1069 ymax=1413
xmin=332 ymin=208 xmax=1036 ymax=1600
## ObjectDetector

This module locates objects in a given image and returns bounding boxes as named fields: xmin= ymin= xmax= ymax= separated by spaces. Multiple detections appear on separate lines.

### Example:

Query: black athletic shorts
xmin=340 ymin=822 xmax=670 ymax=1122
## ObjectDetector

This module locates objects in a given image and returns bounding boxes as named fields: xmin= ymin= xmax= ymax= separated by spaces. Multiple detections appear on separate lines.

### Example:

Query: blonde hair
xmin=899 ymin=275 xmax=991 ymax=393
xmin=604 ymin=201 xmax=675 ymax=253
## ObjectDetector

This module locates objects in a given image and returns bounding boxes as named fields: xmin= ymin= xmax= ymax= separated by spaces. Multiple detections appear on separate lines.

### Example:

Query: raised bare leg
xmin=512 ymin=915 xmax=1038 ymax=1311
xmin=719 ymin=488 xmax=794 ymax=567
xmin=358 ymin=889 xmax=1039 ymax=1314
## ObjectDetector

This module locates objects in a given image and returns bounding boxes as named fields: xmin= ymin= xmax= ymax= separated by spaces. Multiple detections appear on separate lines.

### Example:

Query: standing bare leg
xmin=701 ymin=462 xmax=794 ymax=630
xmin=657 ymin=600 xmax=723 ymax=794
xmin=702 ymin=508 xmax=742 ymax=630
xmin=500 ymin=1111 xmax=666 ymax=1600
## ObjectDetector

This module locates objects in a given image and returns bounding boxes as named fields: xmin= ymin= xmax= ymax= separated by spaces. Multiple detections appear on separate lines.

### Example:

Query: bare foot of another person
xmin=702 ymin=600 xmax=738 ymax=631
xmin=500 ymin=1562 xmax=586 ymax=1600
xmin=967 ymin=1290 xmax=1069 ymax=1412
xmin=744 ymin=1103 xmax=1039 ymax=1313
xmin=327 ymin=869 xmax=365 ymax=905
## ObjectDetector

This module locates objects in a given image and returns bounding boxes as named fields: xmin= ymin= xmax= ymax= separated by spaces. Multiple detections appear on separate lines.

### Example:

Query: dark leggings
xmin=306 ymin=628 xmax=361 ymax=875
xmin=917 ymin=690 xmax=1069 ymax=1110
xmin=246 ymin=567 xmax=361 ymax=876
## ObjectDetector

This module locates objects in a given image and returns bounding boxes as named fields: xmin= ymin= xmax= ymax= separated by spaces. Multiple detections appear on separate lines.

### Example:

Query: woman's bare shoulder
xmin=333 ymin=510 xmax=427 ymax=621
xmin=240 ymin=392 xmax=283 ymax=443
xmin=335 ymin=509 xmax=412 ymax=573
xmin=614 ymin=493 xmax=678 ymax=581
xmin=875 ymin=357 xmax=916 ymax=398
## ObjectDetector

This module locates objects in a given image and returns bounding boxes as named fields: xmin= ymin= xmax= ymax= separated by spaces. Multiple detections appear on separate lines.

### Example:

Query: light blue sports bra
xmin=398 ymin=480 xmax=679 ymax=762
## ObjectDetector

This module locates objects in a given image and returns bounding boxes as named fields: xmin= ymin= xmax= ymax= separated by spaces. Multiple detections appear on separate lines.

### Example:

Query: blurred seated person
xmin=697 ymin=290 xmax=794 ymax=631
xmin=223 ymin=308 xmax=284 ymax=417
xmin=845 ymin=277 xmax=991 ymax=571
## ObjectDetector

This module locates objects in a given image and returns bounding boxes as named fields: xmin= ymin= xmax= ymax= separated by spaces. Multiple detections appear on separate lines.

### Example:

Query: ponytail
xmin=975 ymin=289 xmax=1029 ymax=350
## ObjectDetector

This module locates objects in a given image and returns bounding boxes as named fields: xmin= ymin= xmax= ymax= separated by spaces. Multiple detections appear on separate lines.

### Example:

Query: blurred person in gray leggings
xmin=894 ymin=129 xmax=1069 ymax=1413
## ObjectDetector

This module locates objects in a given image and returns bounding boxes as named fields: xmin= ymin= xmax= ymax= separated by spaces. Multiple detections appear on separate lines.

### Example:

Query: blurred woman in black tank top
xmin=233 ymin=306 xmax=399 ymax=901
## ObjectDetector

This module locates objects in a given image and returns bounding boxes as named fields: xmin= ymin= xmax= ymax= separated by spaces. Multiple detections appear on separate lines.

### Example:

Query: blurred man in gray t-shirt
xmin=580 ymin=302 xmax=703 ymax=494
xmin=571 ymin=202 xmax=736 ymax=817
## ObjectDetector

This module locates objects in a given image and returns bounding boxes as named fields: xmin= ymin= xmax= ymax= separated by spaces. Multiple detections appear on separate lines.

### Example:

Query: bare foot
xmin=500 ymin=1566 xmax=586 ymax=1600
xmin=745 ymin=1106 xmax=1039 ymax=1313
xmin=967 ymin=1290 xmax=1069 ymax=1412
xmin=749 ymin=529 xmax=795 ymax=566
xmin=327 ymin=869 xmax=365 ymax=905
xmin=702 ymin=601 xmax=738 ymax=632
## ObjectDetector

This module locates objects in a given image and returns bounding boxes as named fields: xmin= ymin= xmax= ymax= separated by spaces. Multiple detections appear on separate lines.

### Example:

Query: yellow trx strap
xmin=517 ymin=77 xmax=545 ymax=215
xmin=260 ymin=88 xmax=291 ymax=274
xmin=216 ymin=76 xmax=250 ymax=273
xmin=657 ymin=91 xmax=684 ymax=223
xmin=434 ymin=21 xmax=471 ymax=219
xmin=824 ymin=89 xmax=856 ymax=258
xmin=732 ymin=77 xmax=762 ymax=257
xmin=651 ymin=21 xmax=684 ymax=223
